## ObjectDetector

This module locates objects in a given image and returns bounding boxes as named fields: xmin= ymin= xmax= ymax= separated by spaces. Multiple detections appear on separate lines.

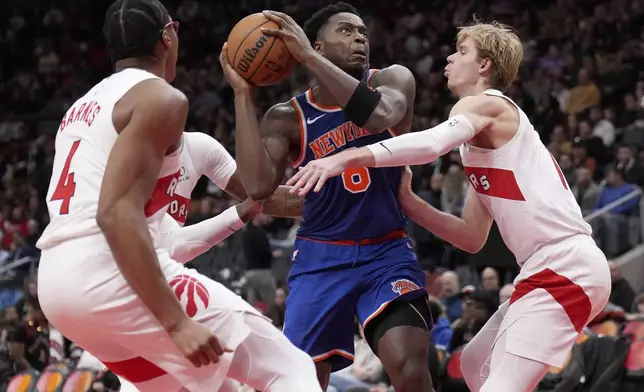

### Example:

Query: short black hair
xmin=103 ymin=0 xmax=170 ymax=61
xmin=303 ymin=2 xmax=360 ymax=45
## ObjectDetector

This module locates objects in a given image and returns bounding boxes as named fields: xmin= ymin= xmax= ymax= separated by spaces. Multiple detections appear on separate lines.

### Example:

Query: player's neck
xmin=310 ymin=86 xmax=338 ymax=108
xmin=455 ymin=81 xmax=492 ymax=98
xmin=114 ymin=58 xmax=166 ymax=79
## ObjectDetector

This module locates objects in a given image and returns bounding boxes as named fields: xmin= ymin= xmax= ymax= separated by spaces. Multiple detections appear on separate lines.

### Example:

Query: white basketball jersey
xmin=460 ymin=89 xmax=592 ymax=266
xmin=37 ymin=68 xmax=181 ymax=250
xmin=166 ymin=132 xmax=237 ymax=225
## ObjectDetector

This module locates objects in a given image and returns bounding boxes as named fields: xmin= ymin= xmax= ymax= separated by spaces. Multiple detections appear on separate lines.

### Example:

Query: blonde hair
xmin=456 ymin=19 xmax=524 ymax=89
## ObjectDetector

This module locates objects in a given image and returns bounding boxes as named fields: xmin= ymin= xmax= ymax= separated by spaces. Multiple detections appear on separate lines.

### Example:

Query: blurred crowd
xmin=2 ymin=0 xmax=644 ymax=390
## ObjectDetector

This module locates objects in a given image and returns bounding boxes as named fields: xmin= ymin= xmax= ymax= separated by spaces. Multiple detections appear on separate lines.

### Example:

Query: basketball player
xmin=286 ymin=21 xmax=612 ymax=392
xmin=36 ymin=0 xmax=320 ymax=391
xmin=220 ymin=3 xmax=434 ymax=392
xmin=77 ymin=130 xmax=303 ymax=392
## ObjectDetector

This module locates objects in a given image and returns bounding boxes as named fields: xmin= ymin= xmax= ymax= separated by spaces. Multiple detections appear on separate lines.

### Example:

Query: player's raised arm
xmin=286 ymin=95 xmax=503 ymax=195
xmin=397 ymin=168 xmax=492 ymax=254
xmin=261 ymin=11 xmax=415 ymax=133
xmin=219 ymin=44 xmax=301 ymax=203
xmin=96 ymin=80 xmax=191 ymax=333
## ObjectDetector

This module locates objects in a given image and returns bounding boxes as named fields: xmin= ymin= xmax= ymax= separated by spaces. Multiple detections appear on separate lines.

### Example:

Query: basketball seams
xmin=248 ymin=36 xmax=279 ymax=83
xmin=231 ymin=19 xmax=275 ymax=69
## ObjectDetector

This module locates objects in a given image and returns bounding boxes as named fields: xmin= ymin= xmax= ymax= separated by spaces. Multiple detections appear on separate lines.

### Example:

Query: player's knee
xmin=266 ymin=360 xmax=322 ymax=392
xmin=391 ymin=352 xmax=429 ymax=388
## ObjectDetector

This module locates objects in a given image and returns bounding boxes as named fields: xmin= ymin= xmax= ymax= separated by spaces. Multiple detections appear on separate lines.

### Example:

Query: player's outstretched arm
xmin=398 ymin=169 xmax=492 ymax=253
xmin=261 ymin=11 xmax=415 ymax=133
xmin=158 ymin=200 xmax=262 ymax=264
xmin=96 ymin=80 xmax=190 ymax=332
xmin=286 ymin=95 xmax=502 ymax=195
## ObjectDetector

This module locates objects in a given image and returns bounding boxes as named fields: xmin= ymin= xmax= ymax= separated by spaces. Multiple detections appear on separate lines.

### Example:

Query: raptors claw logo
xmin=169 ymin=275 xmax=210 ymax=317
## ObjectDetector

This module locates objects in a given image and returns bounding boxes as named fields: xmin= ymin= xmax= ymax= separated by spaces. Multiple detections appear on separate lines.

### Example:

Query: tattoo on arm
xmin=262 ymin=186 xmax=303 ymax=218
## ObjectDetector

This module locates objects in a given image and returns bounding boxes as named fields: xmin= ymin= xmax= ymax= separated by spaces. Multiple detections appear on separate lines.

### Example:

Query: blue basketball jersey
xmin=290 ymin=69 xmax=406 ymax=241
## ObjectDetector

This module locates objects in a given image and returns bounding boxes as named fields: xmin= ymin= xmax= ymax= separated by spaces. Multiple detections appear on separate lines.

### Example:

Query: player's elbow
xmin=96 ymin=206 xmax=117 ymax=233
xmin=365 ymin=98 xmax=405 ymax=133
xmin=245 ymin=184 xmax=275 ymax=201
xmin=461 ymin=233 xmax=487 ymax=254
xmin=96 ymin=200 xmax=127 ymax=234
xmin=461 ymin=241 xmax=484 ymax=254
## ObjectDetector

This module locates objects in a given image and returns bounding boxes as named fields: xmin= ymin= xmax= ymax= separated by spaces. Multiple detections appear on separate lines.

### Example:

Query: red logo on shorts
xmin=391 ymin=279 xmax=420 ymax=295
xmin=169 ymin=275 xmax=210 ymax=317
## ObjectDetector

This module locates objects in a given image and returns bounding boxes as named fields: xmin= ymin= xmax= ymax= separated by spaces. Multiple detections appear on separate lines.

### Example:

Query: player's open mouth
xmin=352 ymin=49 xmax=367 ymax=60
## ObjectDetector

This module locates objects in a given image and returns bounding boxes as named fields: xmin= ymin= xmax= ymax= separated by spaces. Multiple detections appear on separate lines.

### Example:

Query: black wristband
xmin=343 ymin=82 xmax=382 ymax=127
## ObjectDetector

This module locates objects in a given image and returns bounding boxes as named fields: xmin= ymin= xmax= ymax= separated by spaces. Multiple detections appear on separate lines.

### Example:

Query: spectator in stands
xmin=591 ymin=106 xmax=615 ymax=147
xmin=618 ymin=94 xmax=641 ymax=128
xmin=499 ymin=283 xmax=515 ymax=304
xmin=0 ymin=310 xmax=17 ymax=390
xmin=635 ymin=293 xmax=644 ymax=315
xmin=449 ymin=290 xmax=497 ymax=352
xmin=7 ymin=299 xmax=49 ymax=372
xmin=558 ymin=153 xmax=576 ymax=186
xmin=14 ymin=277 xmax=36 ymax=319
xmin=608 ymin=261 xmax=636 ymax=312
xmin=441 ymin=164 xmax=467 ymax=217
xmin=242 ymin=213 xmax=276 ymax=307
xmin=2 ymin=307 xmax=18 ymax=324
xmin=565 ymin=68 xmax=601 ymax=114
xmin=411 ymin=174 xmax=445 ymax=263
xmin=571 ymin=142 xmax=598 ymax=181
xmin=427 ymin=296 xmax=452 ymax=349
xmin=266 ymin=286 xmax=286 ymax=330
xmin=480 ymin=267 xmax=500 ymax=307
xmin=593 ymin=166 xmax=640 ymax=256
xmin=327 ymin=328 xmax=385 ymax=392
xmin=616 ymin=144 xmax=644 ymax=186
xmin=577 ymin=119 xmax=610 ymax=166
xmin=595 ymin=167 xmax=640 ymax=215
xmin=572 ymin=166 xmax=602 ymax=216
xmin=440 ymin=271 xmax=463 ymax=323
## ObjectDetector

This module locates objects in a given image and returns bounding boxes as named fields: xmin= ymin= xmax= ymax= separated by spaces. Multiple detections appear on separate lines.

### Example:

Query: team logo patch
xmin=391 ymin=279 xmax=420 ymax=295
xmin=169 ymin=274 xmax=210 ymax=317
xmin=178 ymin=166 xmax=190 ymax=182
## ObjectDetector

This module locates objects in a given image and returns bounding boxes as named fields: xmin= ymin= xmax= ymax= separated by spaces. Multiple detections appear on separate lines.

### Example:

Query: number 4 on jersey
xmin=51 ymin=140 xmax=81 ymax=215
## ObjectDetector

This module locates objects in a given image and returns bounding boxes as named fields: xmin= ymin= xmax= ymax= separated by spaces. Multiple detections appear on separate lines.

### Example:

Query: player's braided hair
xmin=103 ymin=0 xmax=170 ymax=62
xmin=303 ymin=2 xmax=360 ymax=45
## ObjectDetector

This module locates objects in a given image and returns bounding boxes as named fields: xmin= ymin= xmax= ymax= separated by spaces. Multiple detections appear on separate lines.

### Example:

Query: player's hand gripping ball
xmin=223 ymin=13 xmax=298 ymax=87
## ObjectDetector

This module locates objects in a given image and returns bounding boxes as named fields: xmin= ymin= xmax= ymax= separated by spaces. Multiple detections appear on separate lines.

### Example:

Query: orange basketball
xmin=226 ymin=13 xmax=297 ymax=86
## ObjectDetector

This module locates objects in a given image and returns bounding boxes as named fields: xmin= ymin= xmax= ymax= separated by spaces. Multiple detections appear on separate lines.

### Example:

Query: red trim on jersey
xmin=464 ymin=166 xmax=525 ymax=201
xmin=144 ymin=169 xmax=181 ymax=218
xmin=510 ymin=268 xmax=592 ymax=333
xmin=550 ymin=154 xmax=569 ymax=190
xmin=306 ymin=89 xmax=341 ymax=111
xmin=103 ymin=357 xmax=166 ymax=383
xmin=167 ymin=193 xmax=191 ymax=225
xmin=296 ymin=230 xmax=406 ymax=245
xmin=367 ymin=68 xmax=378 ymax=85
xmin=290 ymin=98 xmax=307 ymax=168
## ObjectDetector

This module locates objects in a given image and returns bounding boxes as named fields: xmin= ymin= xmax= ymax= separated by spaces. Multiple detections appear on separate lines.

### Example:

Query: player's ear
xmin=313 ymin=41 xmax=323 ymax=55
xmin=479 ymin=57 xmax=492 ymax=74
xmin=161 ymin=30 xmax=171 ymax=48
